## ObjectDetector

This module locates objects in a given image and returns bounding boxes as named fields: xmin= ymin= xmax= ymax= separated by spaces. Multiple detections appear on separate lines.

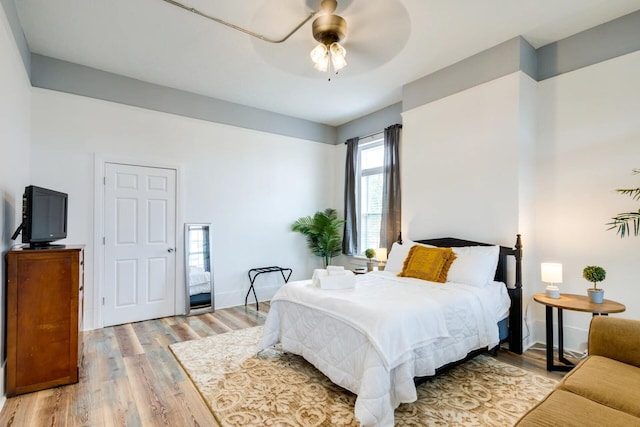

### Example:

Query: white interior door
xmin=103 ymin=163 xmax=177 ymax=327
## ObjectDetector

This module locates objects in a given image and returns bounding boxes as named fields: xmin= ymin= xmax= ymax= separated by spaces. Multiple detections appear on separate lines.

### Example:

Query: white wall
xmin=401 ymin=71 xmax=536 ymax=348
xmin=399 ymin=53 xmax=640 ymax=353
xmin=30 ymin=89 xmax=338 ymax=330
xmin=401 ymin=72 xmax=526 ymax=246
xmin=533 ymin=51 xmax=640 ymax=350
xmin=0 ymin=5 xmax=31 ymax=410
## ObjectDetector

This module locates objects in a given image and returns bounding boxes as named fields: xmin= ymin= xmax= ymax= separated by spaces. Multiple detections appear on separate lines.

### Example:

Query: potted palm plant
xmin=583 ymin=265 xmax=606 ymax=303
xmin=292 ymin=208 xmax=345 ymax=268
xmin=607 ymin=168 xmax=640 ymax=237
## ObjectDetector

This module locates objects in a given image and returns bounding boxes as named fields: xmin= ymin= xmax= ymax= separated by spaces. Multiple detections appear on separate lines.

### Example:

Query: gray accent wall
xmin=537 ymin=10 xmax=640 ymax=81
xmin=402 ymin=37 xmax=536 ymax=113
xmin=402 ymin=11 xmax=640 ymax=113
xmin=336 ymin=103 xmax=403 ymax=144
xmin=30 ymin=55 xmax=337 ymax=145
xmin=519 ymin=37 xmax=537 ymax=79
xmin=1 ymin=0 xmax=30 ymax=77
xmin=8 ymin=4 xmax=640 ymax=145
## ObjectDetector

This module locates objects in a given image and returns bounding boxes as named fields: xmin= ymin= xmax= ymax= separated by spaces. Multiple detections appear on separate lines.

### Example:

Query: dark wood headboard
xmin=413 ymin=235 xmax=523 ymax=354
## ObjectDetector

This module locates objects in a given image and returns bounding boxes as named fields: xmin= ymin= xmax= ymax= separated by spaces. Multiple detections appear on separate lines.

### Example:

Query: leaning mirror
xmin=184 ymin=223 xmax=214 ymax=314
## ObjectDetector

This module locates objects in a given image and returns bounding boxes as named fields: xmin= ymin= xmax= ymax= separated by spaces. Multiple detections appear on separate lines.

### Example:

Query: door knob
xmin=167 ymin=248 xmax=175 ymax=253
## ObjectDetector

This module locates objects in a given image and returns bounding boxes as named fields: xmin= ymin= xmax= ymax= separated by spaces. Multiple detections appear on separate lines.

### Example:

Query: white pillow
xmin=447 ymin=245 xmax=499 ymax=287
xmin=384 ymin=240 xmax=435 ymax=273
xmin=384 ymin=241 xmax=412 ymax=273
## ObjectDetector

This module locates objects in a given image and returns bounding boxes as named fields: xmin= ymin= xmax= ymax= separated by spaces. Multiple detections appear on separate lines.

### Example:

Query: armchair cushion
xmin=589 ymin=316 xmax=640 ymax=367
xmin=516 ymin=389 xmax=640 ymax=427
xmin=559 ymin=355 xmax=640 ymax=418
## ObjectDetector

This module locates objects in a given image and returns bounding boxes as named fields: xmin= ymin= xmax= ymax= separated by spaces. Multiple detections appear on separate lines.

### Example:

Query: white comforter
xmin=188 ymin=267 xmax=211 ymax=295
xmin=257 ymin=270 xmax=511 ymax=427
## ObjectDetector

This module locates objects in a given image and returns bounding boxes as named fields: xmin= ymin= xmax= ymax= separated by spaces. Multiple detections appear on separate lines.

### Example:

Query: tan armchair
xmin=516 ymin=316 xmax=640 ymax=426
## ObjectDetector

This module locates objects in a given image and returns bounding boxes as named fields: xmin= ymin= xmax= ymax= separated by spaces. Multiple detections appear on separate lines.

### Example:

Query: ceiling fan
xmin=161 ymin=0 xmax=348 ymax=74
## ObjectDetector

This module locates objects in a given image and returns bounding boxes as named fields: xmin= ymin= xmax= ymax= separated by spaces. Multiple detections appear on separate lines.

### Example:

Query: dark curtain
xmin=342 ymin=137 xmax=359 ymax=255
xmin=379 ymin=124 xmax=402 ymax=251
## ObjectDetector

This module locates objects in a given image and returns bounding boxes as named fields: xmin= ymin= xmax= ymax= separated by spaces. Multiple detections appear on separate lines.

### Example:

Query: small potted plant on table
xmin=583 ymin=265 xmax=606 ymax=303
xmin=364 ymin=248 xmax=376 ymax=271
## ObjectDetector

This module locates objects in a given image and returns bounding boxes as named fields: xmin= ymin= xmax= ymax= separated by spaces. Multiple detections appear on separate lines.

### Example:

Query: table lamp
xmin=541 ymin=262 xmax=562 ymax=298
xmin=376 ymin=247 xmax=387 ymax=271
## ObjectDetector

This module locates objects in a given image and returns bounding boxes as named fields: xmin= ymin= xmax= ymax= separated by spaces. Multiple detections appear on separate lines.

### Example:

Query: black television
xmin=11 ymin=185 xmax=68 ymax=249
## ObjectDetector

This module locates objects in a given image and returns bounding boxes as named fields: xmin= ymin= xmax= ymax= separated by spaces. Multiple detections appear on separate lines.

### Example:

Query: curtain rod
xmin=343 ymin=124 xmax=402 ymax=144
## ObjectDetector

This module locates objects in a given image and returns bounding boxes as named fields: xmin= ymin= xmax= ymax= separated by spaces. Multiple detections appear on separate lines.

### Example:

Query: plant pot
xmin=366 ymin=260 xmax=374 ymax=272
xmin=588 ymin=288 xmax=604 ymax=304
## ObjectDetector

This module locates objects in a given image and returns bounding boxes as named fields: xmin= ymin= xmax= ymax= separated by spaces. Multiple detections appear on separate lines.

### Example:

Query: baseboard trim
xmin=531 ymin=319 xmax=588 ymax=353
xmin=215 ymin=284 xmax=284 ymax=310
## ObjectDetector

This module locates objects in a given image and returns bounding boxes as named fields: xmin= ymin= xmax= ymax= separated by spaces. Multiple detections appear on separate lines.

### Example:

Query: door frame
xmin=93 ymin=154 xmax=185 ymax=329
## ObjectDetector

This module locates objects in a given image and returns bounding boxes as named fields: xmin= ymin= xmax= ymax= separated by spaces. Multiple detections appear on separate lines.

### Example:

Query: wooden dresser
xmin=5 ymin=245 xmax=84 ymax=397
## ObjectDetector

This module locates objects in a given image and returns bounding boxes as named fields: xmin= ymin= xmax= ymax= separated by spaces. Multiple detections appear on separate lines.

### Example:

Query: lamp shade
xmin=329 ymin=42 xmax=347 ymax=71
xmin=541 ymin=263 xmax=562 ymax=284
xmin=310 ymin=43 xmax=329 ymax=71
xmin=375 ymin=247 xmax=388 ymax=262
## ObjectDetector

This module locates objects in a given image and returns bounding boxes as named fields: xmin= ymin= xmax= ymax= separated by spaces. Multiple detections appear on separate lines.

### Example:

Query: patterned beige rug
xmin=169 ymin=326 xmax=556 ymax=426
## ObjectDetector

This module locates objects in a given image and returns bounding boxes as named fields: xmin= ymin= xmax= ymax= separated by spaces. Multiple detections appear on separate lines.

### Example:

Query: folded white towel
xmin=311 ymin=269 xmax=327 ymax=287
xmin=319 ymin=270 xmax=356 ymax=290
xmin=328 ymin=270 xmax=345 ymax=276
xmin=326 ymin=265 xmax=346 ymax=276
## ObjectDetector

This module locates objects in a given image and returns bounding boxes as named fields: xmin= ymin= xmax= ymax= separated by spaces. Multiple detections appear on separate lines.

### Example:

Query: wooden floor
xmin=0 ymin=302 xmax=564 ymax=426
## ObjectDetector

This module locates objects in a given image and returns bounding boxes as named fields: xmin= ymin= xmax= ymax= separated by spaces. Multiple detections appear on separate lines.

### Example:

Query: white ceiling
xmin=15 ymin=0 xmax=640 ymax=126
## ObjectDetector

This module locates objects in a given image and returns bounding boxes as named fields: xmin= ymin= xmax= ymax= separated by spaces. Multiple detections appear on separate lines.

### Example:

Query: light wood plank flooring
xmin=0 ymin=302 xmax=564 ymax=426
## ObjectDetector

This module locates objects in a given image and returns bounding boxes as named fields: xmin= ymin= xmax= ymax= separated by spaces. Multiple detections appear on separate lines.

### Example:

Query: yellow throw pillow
xmin=398 ymin=245 xmax=457 ymax=283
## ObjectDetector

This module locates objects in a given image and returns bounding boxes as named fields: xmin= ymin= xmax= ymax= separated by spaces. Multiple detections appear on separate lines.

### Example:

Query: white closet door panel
xmin=103 ymin=163 xmax=177 ymax=327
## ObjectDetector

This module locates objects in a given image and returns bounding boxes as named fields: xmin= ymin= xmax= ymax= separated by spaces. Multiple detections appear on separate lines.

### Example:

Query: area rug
xmin=169 ymin=327 xmax=557 ymax=426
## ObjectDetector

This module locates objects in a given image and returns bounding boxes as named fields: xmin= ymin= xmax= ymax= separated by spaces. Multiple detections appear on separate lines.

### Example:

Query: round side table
xmin=533 ymin=293 xmax=625 ymax=371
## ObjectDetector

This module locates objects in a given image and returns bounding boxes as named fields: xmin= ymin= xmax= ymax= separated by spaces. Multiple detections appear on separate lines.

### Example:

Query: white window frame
xmin=356 ymin=134 xmax=384 ymax=254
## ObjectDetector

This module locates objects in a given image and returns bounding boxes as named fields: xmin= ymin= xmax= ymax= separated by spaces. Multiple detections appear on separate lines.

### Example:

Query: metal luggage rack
xmin=245 ymin=266 xmax=292 ymax=311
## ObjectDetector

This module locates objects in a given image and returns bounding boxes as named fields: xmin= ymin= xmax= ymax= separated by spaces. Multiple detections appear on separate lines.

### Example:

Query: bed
xmin=188 ymin=266 xmax=212 ymax=307
xmin=257 ymin=235 xmax=523 ymax=427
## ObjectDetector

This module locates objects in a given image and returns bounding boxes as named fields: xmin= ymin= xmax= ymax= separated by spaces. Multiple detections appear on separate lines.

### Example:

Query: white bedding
xmin=257 ymin=270 xmax=511 ymax=427
xmin=188 ymin=267 xmax=211 ymax=296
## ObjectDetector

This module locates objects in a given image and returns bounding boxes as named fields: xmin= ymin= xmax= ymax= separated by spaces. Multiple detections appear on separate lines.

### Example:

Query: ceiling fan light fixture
xmin=329 ymin=42 xmax=347 ymax=71
xmin=310 ymin=43 xmax=329 ymax=72
xmin=310 ymin=1 xmax=347 ymax=75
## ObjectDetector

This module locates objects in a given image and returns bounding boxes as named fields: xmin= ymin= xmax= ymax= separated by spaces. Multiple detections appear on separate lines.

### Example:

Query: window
xmin=343 ymin=124 xmax=401 ymax=257
xmin=187 ymin=225 xmax=209 ymax=269
xmin=358 ymin=136 xmax=384 ymax=253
